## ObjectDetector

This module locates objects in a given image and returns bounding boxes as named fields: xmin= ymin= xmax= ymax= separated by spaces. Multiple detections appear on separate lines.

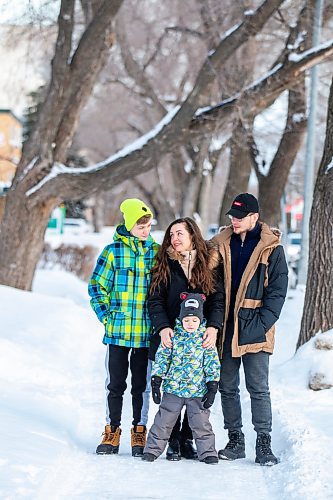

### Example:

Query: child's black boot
xmin=180 ymin=439 xmax=198 ymax=460
xmin=142 ymin=452 xmax=157 ymax=462
xmin=166 ymin=438 xmax=181 ymax=461
xmin=201 ymin=456 xmax=218 ymax=465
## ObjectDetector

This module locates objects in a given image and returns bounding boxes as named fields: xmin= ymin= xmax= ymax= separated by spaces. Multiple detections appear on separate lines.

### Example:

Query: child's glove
xmin=151 ymin=375 xmax=162 ymax=404
xmin=201 ymin=381 xmax=218 ymax=409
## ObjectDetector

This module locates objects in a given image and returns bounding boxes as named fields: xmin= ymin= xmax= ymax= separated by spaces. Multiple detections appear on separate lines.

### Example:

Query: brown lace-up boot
xmin=131 ymin=425 xmax=147 ymax=457
xmin=96 ymin=425 xmax=121 ymax=454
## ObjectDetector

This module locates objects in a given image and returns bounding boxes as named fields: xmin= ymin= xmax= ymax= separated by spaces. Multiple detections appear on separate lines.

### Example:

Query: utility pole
xmin=298 ymin=0 xmax=324 ymax=285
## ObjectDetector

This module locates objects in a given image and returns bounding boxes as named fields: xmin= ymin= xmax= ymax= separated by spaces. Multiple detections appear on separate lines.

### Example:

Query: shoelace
xmin=258 ymin=436 xmax=272 ymax=455
xmin=226 ymin=432 xmax=242 ymax=449
xmin=102 ymin=430 xmax=117 ymax=442
xmin=133 ymin=432 xmax=146 ymax=446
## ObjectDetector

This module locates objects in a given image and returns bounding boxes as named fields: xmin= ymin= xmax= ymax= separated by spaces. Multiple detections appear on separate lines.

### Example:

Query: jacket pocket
xmin=238 ymin=308 xmax=266 ymax=346
xmin=105 ymin=309 xmax=131 ymax=339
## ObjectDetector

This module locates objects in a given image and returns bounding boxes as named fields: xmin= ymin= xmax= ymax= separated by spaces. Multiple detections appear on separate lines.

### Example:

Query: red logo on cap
xmin=233 ymin=201 xmax=243 ymax=206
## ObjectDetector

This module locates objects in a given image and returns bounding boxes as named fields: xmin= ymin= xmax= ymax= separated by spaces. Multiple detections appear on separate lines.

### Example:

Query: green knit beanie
xmin=119 ymin=198 xmax=153 ymax=231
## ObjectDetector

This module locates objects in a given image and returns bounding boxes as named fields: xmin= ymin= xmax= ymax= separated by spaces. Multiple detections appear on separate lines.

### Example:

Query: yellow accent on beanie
xmin=119 ymin=198 xmax=153 ymax=231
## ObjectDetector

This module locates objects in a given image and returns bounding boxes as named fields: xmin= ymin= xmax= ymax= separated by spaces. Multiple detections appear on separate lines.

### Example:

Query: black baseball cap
xmin=226 ymin=193 xmax=259 ymax=219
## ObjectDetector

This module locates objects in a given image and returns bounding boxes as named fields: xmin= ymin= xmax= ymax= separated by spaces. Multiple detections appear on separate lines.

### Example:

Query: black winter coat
xmin=148 ymin=255 xmax=225 ymax=360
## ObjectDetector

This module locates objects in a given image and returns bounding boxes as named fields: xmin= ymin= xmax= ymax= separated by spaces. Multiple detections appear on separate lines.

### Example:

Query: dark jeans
xmin=106 ymin=344 xmax=149 ymax=426
xmin=219 ymin=345 xmax=272 ymax=434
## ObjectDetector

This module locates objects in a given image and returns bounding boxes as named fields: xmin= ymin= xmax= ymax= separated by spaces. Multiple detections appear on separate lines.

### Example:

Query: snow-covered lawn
xmin=0 ymin=270 xmax=332 ymax=499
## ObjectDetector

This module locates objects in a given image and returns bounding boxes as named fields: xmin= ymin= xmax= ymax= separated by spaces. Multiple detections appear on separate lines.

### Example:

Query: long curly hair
xmin=150 ymin=217 xmax=215 ymax=295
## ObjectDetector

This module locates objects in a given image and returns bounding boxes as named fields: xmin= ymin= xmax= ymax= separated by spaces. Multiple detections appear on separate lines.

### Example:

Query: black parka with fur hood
xmin=212 ymin=222 xmax=288 ymax=358
xmin=148 ymin=245 xmax=225 ymax=360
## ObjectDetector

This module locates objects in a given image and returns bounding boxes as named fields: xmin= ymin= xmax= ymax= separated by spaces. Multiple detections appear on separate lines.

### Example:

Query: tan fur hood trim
xmin=206 ymin=240 xmax=221 ymax=270
xmin=167 ymin=246 xmax=183 ymax=262
xmin=213 ymin=222 xmax=281 ymax=247
xmin=167 ymin=243 xmax=221 ymax=270
xmin=270 ymin=227 xmax=282 ymax=238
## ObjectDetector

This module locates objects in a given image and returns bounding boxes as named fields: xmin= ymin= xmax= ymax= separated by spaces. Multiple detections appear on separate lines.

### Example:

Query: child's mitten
xmin=201 ymin=381 xmax=218 ymax=409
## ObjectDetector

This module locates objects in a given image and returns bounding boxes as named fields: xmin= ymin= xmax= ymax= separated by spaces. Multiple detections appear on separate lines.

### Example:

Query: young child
xmin=88 ymin=198 xmax=159 ymax=456
xmin=142 ymin=293 xmax=220 ymax=464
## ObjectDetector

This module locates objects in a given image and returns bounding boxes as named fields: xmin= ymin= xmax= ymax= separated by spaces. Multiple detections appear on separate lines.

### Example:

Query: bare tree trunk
xmin=297 ymin=76 xmax=333 ymax=349
xmin=92 ymin=194 xmax=105 ymax=233
xmin=0 ymin=0 xmax=123 ymax=290
xmin=257 ymin=83 xmax=307 ymax=226
xmin=182 ymin=140 xmax=210 ymax=218
xmin=0 ymin=187 xmax=58 ymax=289
xmin=181 ymin=166 xmax=203 ymax=217
xmin=254 ymin=1 xmax=313 ymax=225
xmin=0 ymin=0 xmax=330 ymax=291
xmin=217 ymin=1 xmax=257 ymax=226
xmin=134 ymin=169 xmax=177 ymax=229
xmin=219 ymin=119 xmax=253 ymax=225
xmin=197 ymin=170 xmax=213 ymax=234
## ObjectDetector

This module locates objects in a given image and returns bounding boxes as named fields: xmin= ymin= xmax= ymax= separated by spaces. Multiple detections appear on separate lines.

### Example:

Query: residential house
xmin=0 ymin=109 xmax=22 ymax=191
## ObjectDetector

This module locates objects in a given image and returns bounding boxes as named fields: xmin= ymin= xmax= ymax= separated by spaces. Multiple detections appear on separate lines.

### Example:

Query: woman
xmin=148 ymin=217 xmax=225 ymax=460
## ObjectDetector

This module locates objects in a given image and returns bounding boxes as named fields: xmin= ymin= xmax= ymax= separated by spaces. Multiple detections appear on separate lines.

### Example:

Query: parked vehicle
xmin=63 ymin=218 xmax=92 ymax=235
xmin=286 ymin=232 xmax=301 ymax=261
xmin=286 ymin=232 xmax=301 ymax=289
xmin=206 ymin=223 xmax=220 ymax=239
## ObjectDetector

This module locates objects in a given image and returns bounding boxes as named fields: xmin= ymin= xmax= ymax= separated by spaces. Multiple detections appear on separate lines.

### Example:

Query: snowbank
xmin=0 ymin=275 xmax=332 ymax=499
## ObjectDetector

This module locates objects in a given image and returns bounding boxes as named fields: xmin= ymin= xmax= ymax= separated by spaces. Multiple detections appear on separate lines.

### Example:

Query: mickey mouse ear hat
xmin=179 ymin=292 xmax=206 ymax=323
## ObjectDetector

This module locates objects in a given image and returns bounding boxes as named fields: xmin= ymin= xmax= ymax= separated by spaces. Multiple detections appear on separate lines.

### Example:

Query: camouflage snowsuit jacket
xmin=152 ymin=319 xmax=220 ymax=398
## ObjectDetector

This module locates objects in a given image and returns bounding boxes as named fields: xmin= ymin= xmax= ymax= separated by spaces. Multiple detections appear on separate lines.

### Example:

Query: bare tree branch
xmin=165 ymin=26 xmax=204 ymax=39
xmin=247 ymin=130 xmax=263 ymax=180
xmin=116 ymin=22 xmax=166 ymax=116
xmin=195 ymin=39 xmax=333 ymax=126
xmin=24 ymin=35 xmax=332 ymax=208
xmin=80 ymin=0 xmax=103 ymax=25
xmin=143 ymin=31 xmax=169 ymax=71
xmin=52 ymin=0 xmax=75 ymax=77
xmin=31 ymin=0 xmax=287 ymax=201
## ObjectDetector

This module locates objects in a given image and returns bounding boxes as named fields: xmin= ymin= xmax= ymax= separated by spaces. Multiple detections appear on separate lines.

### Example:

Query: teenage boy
xmin=89 ymin=198 xmax=159 ymax=456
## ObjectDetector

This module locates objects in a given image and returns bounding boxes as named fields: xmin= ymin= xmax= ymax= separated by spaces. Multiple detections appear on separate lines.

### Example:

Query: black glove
xmin=151 ymin=375 xmax=162 ymax=404
xmin=201 ymin=381 xmax=218 ymax=409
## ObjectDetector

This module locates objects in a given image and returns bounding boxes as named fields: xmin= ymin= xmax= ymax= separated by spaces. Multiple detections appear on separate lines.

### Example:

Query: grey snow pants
xmin=144 ymin=392 xmax=217 ymax=461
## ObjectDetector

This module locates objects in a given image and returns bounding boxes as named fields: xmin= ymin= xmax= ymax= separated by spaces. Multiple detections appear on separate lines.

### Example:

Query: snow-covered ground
xmin=0 ymin=264 xmax=333 ymax=499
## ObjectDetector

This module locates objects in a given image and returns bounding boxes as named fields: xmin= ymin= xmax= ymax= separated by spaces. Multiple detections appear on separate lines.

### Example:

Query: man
xmin=213 ymin=193 xmax=288 ymax=466
xmin=89 ymin=198 xmax=159 ymax=457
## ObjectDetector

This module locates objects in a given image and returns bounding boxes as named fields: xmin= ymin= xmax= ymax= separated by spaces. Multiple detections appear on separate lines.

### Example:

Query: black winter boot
xmin=218 ymin=430 xmax=245 ymax=460
xmin=142 ymin=452 xmax=157 ymax=462
xmin=255 ymin=433 xmax=279 ymax=466
xmin=200 ymin=456 xmax=219 ymax=465
xmin=166 ymin=438 xmax=181 ymax=461
xmin=180 ymin=439 xmax=198 ymax=460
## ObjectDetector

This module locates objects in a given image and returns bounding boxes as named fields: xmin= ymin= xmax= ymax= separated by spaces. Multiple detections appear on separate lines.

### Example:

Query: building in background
xmin=285 ymin=196 xmax=303 ymax=232
xmin=0 ymin=109 xmax=22 ymax=192
xmin=0 ymin=109 xmax=22 ymax=220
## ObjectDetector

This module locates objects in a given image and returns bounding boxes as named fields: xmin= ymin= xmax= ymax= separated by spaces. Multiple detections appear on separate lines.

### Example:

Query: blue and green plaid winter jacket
xmin=152 ymin=319 xmax=221 ymax=398
xmin=88 ymin=224 xmax=159 ymax=347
